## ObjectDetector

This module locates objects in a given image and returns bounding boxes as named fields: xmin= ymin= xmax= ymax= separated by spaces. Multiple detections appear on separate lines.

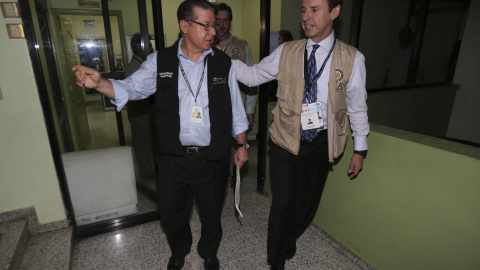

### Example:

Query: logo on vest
xmin=212 ymin=77 xmax=227 ymax=85
xmin=336 ymin=82 xmax=344 ymax=92
xmin=158 ymin=72 xmax=173 ymax=78
xmin=335 ymin=69 xmax=343 ymax=82
xmin=231 ymin=48 xmax=240 ymax=60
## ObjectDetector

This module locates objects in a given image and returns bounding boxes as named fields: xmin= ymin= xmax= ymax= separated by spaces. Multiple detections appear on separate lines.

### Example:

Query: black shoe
xmin=167 ymin=256 xmax=185 ymax=270
xmin=204 ymin=256 xmax=220 ymax=270
xmin=285 ymin=244 xmax=297 ymax=260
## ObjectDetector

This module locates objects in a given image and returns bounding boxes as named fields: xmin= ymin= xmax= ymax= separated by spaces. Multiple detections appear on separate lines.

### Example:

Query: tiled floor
xmin=72 ymin=95 xmax=374 ymax=270
xmin=72 ymin=144 xmax=373 ymax=269
xmin=72 ymin=164 xmax=372 ymax=269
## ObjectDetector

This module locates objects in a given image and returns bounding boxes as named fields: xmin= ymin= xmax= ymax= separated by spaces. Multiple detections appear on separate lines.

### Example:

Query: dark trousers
xmin=267 ymin=131 xmax=330 ymax=269
xmin=157 ymin=150 xmax=230 ymax=259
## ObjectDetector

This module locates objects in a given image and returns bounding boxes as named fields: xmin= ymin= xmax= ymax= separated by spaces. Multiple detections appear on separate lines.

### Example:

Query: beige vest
xmin=220 ymin=35 xmax=256 ymax=100
xmin=223 ymin=35 xmax=248 ymax=62
xmin=270 ymin=39 xmax=357 ymax=162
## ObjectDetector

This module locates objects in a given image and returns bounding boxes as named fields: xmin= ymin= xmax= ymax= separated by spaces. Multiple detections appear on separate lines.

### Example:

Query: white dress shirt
xmin=110 ymin=38 xmax=249 ymax=147
xmin=232 ymin=32 xmax=369 ymax=151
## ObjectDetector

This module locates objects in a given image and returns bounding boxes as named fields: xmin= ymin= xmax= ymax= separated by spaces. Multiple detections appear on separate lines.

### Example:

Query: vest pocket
xmin=276 ymin=73 xmax=292 ymax=98
xmin=334 ymin=108 xmax=348 ymax=135
xmin=276 ymin=105 xmax=294 ymax=131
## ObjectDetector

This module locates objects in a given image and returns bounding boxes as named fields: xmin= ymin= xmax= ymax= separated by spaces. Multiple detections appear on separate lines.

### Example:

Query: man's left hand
xmin=234 ymin=148 xmax=249 ymax=169
xmin=347 ymin=154 xmax=364 ymax=179
xmin=246 ymin=113 xmax=254 ymax=125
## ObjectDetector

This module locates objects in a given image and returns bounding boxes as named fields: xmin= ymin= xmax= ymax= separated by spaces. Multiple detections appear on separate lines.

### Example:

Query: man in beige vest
xmin=232 ymin=0 xmax=369 ymax=269
xmin=214 ymin=3 xmax=257 ymax=126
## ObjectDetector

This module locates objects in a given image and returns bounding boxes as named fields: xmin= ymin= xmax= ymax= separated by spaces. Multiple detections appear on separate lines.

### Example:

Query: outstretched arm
xmin=72 ymin=65 xmax=115 ymax=99
xmin=232 ymin=43 xmax=285 ymax=87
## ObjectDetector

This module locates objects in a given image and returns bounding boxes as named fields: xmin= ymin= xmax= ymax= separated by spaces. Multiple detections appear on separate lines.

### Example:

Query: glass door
xmin=50 ymin=0 xmax=158 ymax=237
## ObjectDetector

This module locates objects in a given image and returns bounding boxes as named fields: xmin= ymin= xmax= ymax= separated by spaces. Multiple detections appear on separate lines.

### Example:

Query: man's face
xmin=301 ymin=0 xmax=339 ymax=43
xmin=215 ymin=10 xmax=231 ymax=38
xmin=184 ymin=7 xmax=216 ymax=52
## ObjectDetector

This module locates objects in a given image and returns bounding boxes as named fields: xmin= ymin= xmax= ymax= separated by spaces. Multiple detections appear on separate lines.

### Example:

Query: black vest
xmin=155 ymin=41 xmax=233 ymax=160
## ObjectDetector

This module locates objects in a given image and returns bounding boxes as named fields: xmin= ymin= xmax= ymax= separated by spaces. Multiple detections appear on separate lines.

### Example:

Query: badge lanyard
xmin=303 ymin=40 xmax=336 ymax=104
xmin=178 ymin=58 xmax=207 ymax=105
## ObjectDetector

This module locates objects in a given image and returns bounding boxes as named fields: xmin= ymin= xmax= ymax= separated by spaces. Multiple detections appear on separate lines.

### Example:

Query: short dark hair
xmin=130 ymin=33 xmax=142 ymax=54
xmin=177 ymin=0 xmax=214 ymax=24
xmin=327 ymin=0 xmax=343 ymax=12
xmin=279 ymin=30 xmax=293 ymax=42
xmin=214 ymin=3 xmax=233 ymax=21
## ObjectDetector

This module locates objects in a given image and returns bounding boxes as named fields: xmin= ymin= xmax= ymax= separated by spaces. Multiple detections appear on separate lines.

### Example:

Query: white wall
xmin=447 ymin=0 xmax=480 ymax=144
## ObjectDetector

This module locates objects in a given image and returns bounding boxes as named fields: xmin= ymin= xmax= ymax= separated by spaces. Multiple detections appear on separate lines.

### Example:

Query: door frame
xmin=19 ymin=0 xmax=160 ymax=238
xmin=19 ymin=0 xmax=274 ymax=238
xmin=18 ymin=0 xmax=76 ymax=226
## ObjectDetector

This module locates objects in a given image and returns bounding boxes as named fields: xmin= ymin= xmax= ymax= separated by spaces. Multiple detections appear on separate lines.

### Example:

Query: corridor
xmin=72 ymin=132 xmax=372 ymax=269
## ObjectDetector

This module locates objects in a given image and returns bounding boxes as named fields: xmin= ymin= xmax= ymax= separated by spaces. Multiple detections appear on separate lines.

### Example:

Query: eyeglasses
xmin=215 ymin=18 xmax=231 ymax=24
xmin=188 ymin=20 xmax=220 ymax=31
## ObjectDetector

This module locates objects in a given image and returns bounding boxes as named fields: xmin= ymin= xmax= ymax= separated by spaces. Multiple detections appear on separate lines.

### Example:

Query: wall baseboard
xmin=0 ymin=207 xmax=68 ymax=235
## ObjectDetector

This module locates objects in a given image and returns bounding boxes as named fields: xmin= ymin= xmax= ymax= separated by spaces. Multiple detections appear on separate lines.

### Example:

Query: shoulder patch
xmin=335 ymin=69 xmax=343 ymax=82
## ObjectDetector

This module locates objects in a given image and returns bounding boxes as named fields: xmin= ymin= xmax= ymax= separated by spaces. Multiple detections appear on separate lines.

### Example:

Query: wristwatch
xmin=238 ymin=142 xmax=249 ymax=151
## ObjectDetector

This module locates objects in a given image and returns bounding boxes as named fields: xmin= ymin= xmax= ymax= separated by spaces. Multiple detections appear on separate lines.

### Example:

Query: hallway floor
xmin=71 ymin=94 xmax=374 ymax=270
xmin=71 ymin=146 xmax=373 ymax=270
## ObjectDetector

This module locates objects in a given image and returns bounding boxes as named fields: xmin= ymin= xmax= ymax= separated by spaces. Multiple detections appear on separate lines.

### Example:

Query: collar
xmin=215 ymin=33 xmax=233 ymax=52
xmin=306 ymin=31 xmax=335 ymax=52
xmin=177 ymin=37 xmax=214 ymax=63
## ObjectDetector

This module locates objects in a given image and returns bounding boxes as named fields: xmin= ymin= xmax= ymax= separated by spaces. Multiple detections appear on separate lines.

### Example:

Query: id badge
xmin=301 ymin=103 xmax=321 ymax=130
xmin=315 ymin=102 xmax=324 ymax=128
xmin=191 ymin=106 xmax=202 ymax=123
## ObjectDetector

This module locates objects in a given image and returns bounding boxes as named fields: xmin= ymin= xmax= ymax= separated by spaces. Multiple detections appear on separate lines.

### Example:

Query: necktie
xmin=301 ymin=44 xmax=320 ymax=142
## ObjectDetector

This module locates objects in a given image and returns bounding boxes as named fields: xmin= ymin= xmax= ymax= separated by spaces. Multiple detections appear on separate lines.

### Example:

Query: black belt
xmin=182 ymin=145 xmax=208 ymax=154
xmin=301 ymin=129 xmax=327 ymax=141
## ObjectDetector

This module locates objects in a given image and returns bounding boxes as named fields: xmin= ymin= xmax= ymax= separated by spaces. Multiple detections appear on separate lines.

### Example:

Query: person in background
xmin=73 ymin=1 xmax=249 ymax=269
xmin=214 ymin=2 xmax=257 ymax=126
xmin=232 ymin=0 xmax=370 ymax=269
xmin=125 ymin=33 xmax=155 ymax=182
xmin=278 ymin=30 xmax=293 ymax=45
xmin=214 ymin=2 xmax=257 ymax=185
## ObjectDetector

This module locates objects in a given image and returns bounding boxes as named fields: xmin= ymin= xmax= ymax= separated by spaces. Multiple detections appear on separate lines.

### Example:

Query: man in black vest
xmin=73 ymin=1 xmax=249 ymax=269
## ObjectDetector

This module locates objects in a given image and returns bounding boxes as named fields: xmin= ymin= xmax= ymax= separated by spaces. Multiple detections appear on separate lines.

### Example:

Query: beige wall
xmin=0 ymin=0 xmax=66 ymax=224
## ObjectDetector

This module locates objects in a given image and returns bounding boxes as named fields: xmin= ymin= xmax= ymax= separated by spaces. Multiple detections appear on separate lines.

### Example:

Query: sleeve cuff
xmin=109 ymin=79 xmax=128 ymax=111
xmin=353 ymin=135 xmax=368 ymax=151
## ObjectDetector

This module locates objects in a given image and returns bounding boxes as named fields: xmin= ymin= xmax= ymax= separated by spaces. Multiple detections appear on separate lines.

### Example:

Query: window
xmin=358 ymin=0 xmax=469 ymax=89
